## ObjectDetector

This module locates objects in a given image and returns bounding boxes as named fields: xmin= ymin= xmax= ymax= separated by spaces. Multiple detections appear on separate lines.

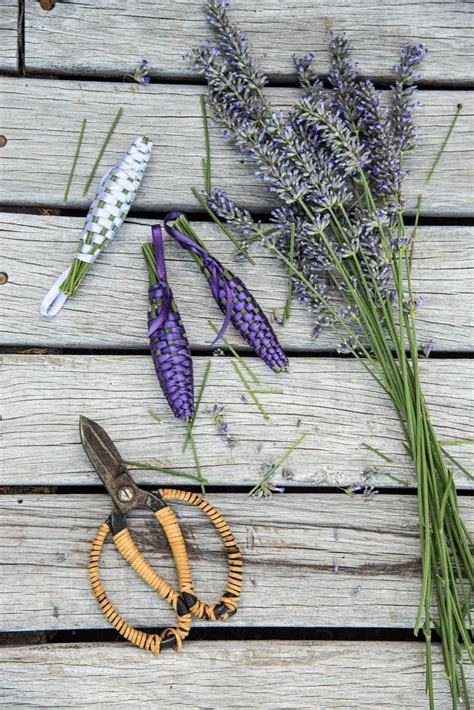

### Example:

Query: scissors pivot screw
xmin=117 ymin=486 xmax=135 ymax=503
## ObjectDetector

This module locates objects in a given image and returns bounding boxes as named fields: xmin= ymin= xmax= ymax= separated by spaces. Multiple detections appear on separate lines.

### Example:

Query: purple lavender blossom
xmin=390 ymin=44 xmax=428 ymax=154
xmin=190 ymin=1 xmax=427 ymax=344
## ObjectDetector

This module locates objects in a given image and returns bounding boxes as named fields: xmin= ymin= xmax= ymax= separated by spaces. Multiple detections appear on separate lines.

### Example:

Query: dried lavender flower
xmin=208 ymin=402 xmax=238 ymax=448
xmin=142 ymin=226 xmax=194 ymax=421
xmin=126 ymin=59 xmax=151 ymax=85
xmin=191 ymin=7 xmax=473 ymax=705
xmin=390 ymin=44 xmax=428 ymax=155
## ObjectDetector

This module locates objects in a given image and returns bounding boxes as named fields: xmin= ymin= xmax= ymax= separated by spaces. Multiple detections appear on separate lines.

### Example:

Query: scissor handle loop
xmin=158 ymin=488 xmax=243 ymax=621
xmin=89 ymin=521 xmax=192 ymax=654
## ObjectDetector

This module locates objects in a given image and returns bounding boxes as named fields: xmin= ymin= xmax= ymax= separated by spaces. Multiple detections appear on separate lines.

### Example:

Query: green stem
xmin=200 ymin=94 xmax=212 ymax=194
xmin=64 ymin=117 xmax=87 ymax=202
xmin=361 ymin=442 xmax=394 ymax=464
xmin=124 ymin=460 xmax=207 ymax=483
xmin=426 ymin=104 xmax=463 ymax=183
xmin=187 ymin=428 xmax=206 ymax=496
xmin=208 ymin=320 xmax=260 ymax=384
xmin=248 ymin=432 xmax=308 ymax=496
xmin=231 ymin=359 xmax=268 ymax=420
xmin=83 ymin=107 xmax=123 ymax=195
xmin=183 ymin=358 xmax=213 ymax=453
xmin=282 ymin=223 xmax=295 ymax=325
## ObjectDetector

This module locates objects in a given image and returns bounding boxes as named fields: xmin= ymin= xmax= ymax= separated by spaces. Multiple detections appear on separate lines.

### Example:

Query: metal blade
xmin=79 ymin=416 xmax=146 ymax=513
xmin=79 ymin=416 xmax=126 ymax=481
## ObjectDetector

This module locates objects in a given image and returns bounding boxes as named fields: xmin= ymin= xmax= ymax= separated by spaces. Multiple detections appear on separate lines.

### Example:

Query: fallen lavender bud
xmin=142 ymin=225 xmax=194 ymax=421
xmin=208 ymin=402 xmax=238 ymax=448
xmin=125 ymin=58 xmax=151 ymax=85
xmin=164 ymin=212 xmax=289 ymax=373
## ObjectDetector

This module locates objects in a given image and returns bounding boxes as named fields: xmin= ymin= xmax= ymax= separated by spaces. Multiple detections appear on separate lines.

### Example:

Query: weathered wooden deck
xmin=0 ymin=1 xmax=473 ymax=707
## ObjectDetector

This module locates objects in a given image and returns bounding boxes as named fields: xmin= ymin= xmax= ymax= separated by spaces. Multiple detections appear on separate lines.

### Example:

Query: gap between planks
xmin=1 ymin=354 xmax=473 ymax=489
xmin=1 ymin=216 xmax=472 ymax=352
xmin=0 ymin=493 xmax=472 ymax=632
xmin=0 ymin=80 xmax=471 ymax=215
xmin=23 ymin=0 xmax=474 ymax=86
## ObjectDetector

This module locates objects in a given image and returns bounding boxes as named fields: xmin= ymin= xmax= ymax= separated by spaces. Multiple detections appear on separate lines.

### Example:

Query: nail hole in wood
xmin=0 ymin=273 xmax=8 ymax=285
xmin=39 ymin=0 xmax=56 ymax=10
xmin=0 ymin=136 xmax=7 ymax=148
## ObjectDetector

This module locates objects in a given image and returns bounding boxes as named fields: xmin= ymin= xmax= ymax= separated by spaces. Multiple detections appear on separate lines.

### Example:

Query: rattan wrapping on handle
xmin=155 ymin=505 xmax=194 ymax=594
xmin=158 ymin=488 xmax=243 ymax=621
xmin=88 ymin=490 xmax=243 ymax=654
xmin=89 ymin=522 xmax=192 ymax=653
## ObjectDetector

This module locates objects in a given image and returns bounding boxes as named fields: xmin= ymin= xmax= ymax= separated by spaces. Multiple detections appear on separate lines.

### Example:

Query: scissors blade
xmin=79 ymin=416 xmax=126 ymax=481
xmin=79 ymin=416 xmax=146 ymax=513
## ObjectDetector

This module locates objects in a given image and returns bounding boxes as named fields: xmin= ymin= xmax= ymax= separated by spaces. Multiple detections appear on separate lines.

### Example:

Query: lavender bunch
xmin=142 ymin=226 xmax=194 ymax=421
xmin=164 ymin=212 xmax=288 ymax=373
xmin=192 ymin=3 xmax=473 ymax=706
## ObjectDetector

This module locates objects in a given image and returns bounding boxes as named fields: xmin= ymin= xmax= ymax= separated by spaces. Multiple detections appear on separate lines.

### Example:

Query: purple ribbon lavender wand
xmin=164 ymin=212 xmax=289 ymax=373
xmin=142 ymin=225 xmax=195 ymax=421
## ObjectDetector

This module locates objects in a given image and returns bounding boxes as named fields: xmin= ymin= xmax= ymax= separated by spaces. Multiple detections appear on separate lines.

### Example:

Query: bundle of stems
xmin=191 ymin=2 xmax=473 ymax=705
xmin=271 ymin=205 xmax=473 ymax=706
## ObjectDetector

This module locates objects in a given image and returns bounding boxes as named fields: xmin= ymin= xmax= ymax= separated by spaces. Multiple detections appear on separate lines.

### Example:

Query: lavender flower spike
xmin=164 ymin=212 xmax=289 ymax=373
xmin=142 ymin=225 xmax=194 ymax=421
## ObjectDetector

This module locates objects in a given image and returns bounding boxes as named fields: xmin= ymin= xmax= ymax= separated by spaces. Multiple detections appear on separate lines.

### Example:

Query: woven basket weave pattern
xmin=148 ymin=283 xmax=194 ymax=421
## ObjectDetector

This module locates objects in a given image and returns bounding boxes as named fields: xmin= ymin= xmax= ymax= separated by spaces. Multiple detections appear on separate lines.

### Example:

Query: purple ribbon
xmin=164 ymin=212 xmax=233 ymax=344
xmin=148 ymin=224 xmax=173 ymax=337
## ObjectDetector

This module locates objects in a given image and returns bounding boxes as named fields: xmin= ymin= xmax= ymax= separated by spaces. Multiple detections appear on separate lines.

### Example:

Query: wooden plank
xmin=0 ymin=79 xmax=471 ymax=215
xmin=24 ymin=0 xmax=474 ymax=85
xmin=0 ymin=1 xmax=18 ymax=74
xmin=1 ymin=355 xmax=472 ymax=488
xmin=1 ymin=215 xmax=472 ymax=352
xmin=0 ymin=493 xmax=472 ymax=631
xmin=0 ymin=641 xmax=467 ymax=708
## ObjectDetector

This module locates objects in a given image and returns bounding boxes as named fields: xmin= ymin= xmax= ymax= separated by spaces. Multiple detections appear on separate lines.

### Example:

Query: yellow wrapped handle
xmin=89 ymin=490 xmax=243 ymax=654
xmin=89 ymin=521 xmax=192 ymax=653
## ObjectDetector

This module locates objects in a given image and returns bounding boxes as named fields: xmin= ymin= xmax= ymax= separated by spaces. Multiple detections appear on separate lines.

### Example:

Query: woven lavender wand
xmin=164 ymin=212 xmax=288 ymax=373
xmin=142 ymin=225 xmax=194 ymax=421
xmin=40 ymin=137 xmax=152 ymax=318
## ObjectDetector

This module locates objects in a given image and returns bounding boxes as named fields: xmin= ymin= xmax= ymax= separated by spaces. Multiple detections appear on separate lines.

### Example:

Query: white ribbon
xmin=40 ymin=136 xmax=152 ymax=318
xmin=39 ymin=268 xmax=70 ymax=318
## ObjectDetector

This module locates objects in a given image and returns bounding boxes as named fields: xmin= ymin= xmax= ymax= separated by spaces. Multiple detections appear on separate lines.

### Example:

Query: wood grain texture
xmin=0 ymin=79 xmax=471 ymax=215
xmin=1 ymin=215 xmax=472 ymax=351
xmin=0 ymin=493 xmax=472 ymax=632
xmin=1 ymin=355 xmax=472 ymax=488
xmin=0 ymin=1 xmax=18 ymax=74
xmin=0 ymin=641 xmax=468 ymax=708
xmin=24 ymin=0 xmax=474 ymax=85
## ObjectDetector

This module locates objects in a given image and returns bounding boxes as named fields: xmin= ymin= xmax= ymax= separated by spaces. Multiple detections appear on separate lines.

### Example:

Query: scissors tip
xmin=79 ymin=415 xmax=95 ymax=438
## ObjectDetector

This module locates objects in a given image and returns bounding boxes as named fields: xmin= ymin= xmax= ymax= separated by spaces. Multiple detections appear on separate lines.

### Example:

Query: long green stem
xmin=231 ymin=359 xmax=269 ymax=420
xmin=200 ymin=94 xmax=212 ymax=194
xmin=83 ymin=107 xmax=123 ymax=195
xmin=64 ymin=117 xmax=87 ymax=202
xmin=208 ymin=320 xmax=260 ymax=384
xmin=183 ymin=358 xmax=213 ymax=453
xmin=426 ymin=103 xmax=463 ymax=183
xmin=124 ymin=460 xmax=207 ymax=483
xmin=188 ymin=428 xmax=206 ymax=496
xmin=282 ymin=223 xmax=295 ymax=325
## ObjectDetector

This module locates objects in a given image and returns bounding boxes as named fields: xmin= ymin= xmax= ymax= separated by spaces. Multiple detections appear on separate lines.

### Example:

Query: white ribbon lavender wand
xmin=40 ymin=136 xmax=152 ymax=318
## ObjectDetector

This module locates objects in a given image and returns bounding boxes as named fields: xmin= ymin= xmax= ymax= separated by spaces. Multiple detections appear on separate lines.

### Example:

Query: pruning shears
xmin=80 ymin=416 xmax=243 ymax=654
